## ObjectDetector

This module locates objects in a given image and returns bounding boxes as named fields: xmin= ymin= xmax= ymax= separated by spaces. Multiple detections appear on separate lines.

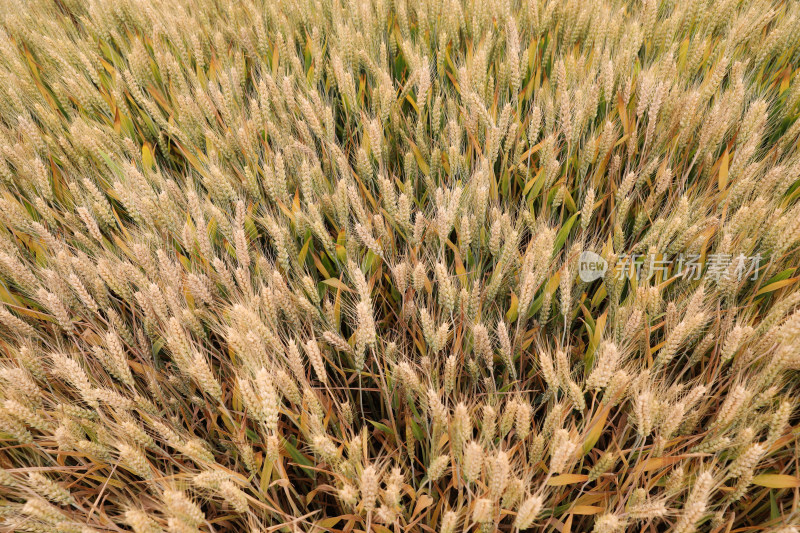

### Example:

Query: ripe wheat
xmin=0 ymin=0 xmax=799 ymax=531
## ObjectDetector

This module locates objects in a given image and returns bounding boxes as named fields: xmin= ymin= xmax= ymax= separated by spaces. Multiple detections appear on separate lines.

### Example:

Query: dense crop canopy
xmin=0 ymin=0 xmax=799 ymax=531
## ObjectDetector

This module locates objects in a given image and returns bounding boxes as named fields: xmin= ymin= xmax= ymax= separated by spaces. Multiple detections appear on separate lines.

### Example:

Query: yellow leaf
xmin=756 ymin=277 xmax=798 ymax=297
xmin=271 ymin=44 xmax=279 ymax=74
xmin=563 ymin=187 xmax=577 ymax=212
xmin=586 ymin=310 xmax=608 ymax=363
xmin=641 ymin=456 xmax=684 ymax=472
xmin=571 ymin=505 xmax=604 ymax=515
xmin=292 ymin=189 xmax=301 ymax=213
xmin=336 ymin=243 xmax=347 ymax=263
xmin=718 ymin=149 xmax=729 ymax=190
xmin=311 ymin=251 xmax=330 ymax=278
xmin=678 ymin=38 xmax=690 ymax=66
xmin=321 ymin=278 xmax=355 ymax=294
xmin=411 ymin=494 xmax=433 ymax=518
xmin=617 ymin=92 xmax=629 ymax=134
xmin=545 ymin=271 xmax=561 ymax=295
xmin=333 ymin=281 xmax=342 ymax=327
xmin=780 ymin=70 xmax=791 ymax=93
xmin=142 ymin=142 xmax=154 ymax=170
xmin=445 ymin=239 xmax=466 ymax=280
xmin=297 ymin=236 xmax=311 ymax=265
xmin=506 ymin=292 xmax=519 ymax=323
xmin=582 ymin=407 xmax=608 ymax=454
xmin=548 ymin=474 xmax=588 ymax=486
xmin=517 ymin=140 xmax=544 ymax=166
xmin=316 ymin=517 xmax=342 ymax=528
xmin=405 ymin=92 xmax=419 ymax=113
xmin=522 ymin=167 xmax=544 ymax=196
xmin=259 ymin=453 xmax=273 ymax=494
xmin=591 ymin=285 xmax=607 ymax=307
xmin=752 ymin=474 xmax=800 ymax=488
xmin=409 ymin=142 xmax=430 ymax=176
xmin=0 ymin=284 xmax=21 ymax=307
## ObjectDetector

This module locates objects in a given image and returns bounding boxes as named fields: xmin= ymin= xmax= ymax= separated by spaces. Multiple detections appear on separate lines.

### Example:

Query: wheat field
xmin=0 ymin=0 xmax=799 ymax=531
